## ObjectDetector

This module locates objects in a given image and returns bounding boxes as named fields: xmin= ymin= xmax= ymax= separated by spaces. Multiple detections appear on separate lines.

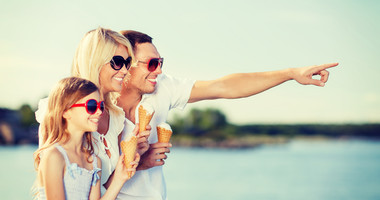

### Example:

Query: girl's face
xmin=65 ymin=91 xmax=103 ymax=133
xmin=99 ymin=44 xmax=130 ymax=94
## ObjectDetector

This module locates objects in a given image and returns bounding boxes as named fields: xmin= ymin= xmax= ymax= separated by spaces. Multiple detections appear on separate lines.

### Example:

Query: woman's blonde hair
xmin=71 ymin=27 xmax=134 ymax=114
xmin=33 ymin=77 xmax=99 ymax=170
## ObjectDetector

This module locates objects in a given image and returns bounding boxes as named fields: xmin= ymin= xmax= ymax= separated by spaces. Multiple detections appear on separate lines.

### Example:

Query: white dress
xmin=92 ymin=107 xmax=125 ymax=195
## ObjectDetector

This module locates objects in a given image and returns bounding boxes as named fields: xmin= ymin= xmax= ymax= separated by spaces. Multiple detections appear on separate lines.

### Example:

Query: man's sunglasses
xmin=71 ymin=99 xmax=105 ymax=115
xmin=110 ymin=56 xmax=132 ymax=71
xmin=138 ymin=58 xmax=164 ymax=72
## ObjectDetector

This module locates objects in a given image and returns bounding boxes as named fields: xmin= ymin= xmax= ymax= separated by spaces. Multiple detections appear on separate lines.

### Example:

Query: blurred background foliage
xmin=0 ymin=105 xmax=38 ymax=145
xmin=19 ymin=104 xmax=37 ymax=128
xmin=1 ymin=105 xmax=379 ymax=147
xmin=169 ymin=108 xmax=380 ymax=148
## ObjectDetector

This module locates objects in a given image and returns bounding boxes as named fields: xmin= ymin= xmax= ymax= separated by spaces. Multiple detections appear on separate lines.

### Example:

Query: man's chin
xmin=144 ymin=85 xmax=157 ymax=94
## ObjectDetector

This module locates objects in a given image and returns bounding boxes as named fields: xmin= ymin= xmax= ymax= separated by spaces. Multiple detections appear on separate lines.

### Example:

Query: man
xmin=116 ymin=30 xmax=338 ymax=199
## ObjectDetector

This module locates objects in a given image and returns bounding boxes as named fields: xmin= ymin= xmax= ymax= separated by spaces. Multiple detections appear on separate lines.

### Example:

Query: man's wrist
xmin=136 ymin=165 xmax=148 ymax=171
xmin=284 ymin=68 xmax=295 ymax=81
xmin=136 ymin=156 xmax=150 ymax=171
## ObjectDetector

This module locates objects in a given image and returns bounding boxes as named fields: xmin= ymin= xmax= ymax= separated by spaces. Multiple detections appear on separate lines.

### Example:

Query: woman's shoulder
xmin=108 ymin=107 xmax=125 ymax=136
xmin=109 ymin=105 xmax=125 ymax=119
xmin=35 ymin=97 xmax=48 ymax=123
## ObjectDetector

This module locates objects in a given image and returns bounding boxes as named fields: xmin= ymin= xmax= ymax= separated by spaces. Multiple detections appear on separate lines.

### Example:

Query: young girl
xmin=33 ymin=77 xmax=139 ymax=200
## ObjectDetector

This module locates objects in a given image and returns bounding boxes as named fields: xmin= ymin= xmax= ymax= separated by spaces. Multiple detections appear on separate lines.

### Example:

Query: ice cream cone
xmin=157 ymin=122 xmax=173 ymax=143
xmin=120 ymin=136 xmax=137 ymax=178
xmin=138 ymin=103 xmax=154 ymax=133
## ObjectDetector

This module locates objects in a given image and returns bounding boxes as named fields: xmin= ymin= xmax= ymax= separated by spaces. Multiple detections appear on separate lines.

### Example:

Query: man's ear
xmin=63 ymin=110 xmax=71 ymax=120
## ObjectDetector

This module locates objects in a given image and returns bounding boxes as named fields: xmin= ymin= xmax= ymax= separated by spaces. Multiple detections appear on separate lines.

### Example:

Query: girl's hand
xmin=114 ymin=153 xmax=140 ymax=183
xmin=128 ymin=153 xmax=140 ymax=178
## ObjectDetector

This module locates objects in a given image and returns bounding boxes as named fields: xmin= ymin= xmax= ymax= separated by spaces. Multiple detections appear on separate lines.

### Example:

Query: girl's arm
xmin=39 ymin=147 xmax=66 ymax=200
xmin=90 ymin=154 xmax=139 ymax=200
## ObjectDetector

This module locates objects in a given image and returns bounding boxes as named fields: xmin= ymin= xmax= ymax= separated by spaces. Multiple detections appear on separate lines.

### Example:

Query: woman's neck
xmin=118 ymin=87 xmax=142 ymax=123
xmin=97 ymin=108 xmax=110 ymax=135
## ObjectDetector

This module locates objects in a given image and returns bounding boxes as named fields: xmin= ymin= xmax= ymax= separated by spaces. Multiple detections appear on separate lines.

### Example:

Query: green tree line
xmin=1 ymin=104 xmax=379 ymax=146
xmin=169 ymin=108 xmax=380 ymax=142
xmin=0 ymin=104 xmax=38 ymax=145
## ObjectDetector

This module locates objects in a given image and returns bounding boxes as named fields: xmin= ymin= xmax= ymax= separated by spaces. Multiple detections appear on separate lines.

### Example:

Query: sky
xmin=0 ymin=0 xmax=379 ymax=124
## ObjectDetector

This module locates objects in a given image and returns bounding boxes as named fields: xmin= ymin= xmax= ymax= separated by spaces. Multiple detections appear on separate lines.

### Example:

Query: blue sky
xmin=0 ymin=0 xmax=379 ymax=124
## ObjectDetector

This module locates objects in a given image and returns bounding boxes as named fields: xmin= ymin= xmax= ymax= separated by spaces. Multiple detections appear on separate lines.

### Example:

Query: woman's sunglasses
xmin=138 ymin=57 xmax=164 ymax=72
xmin=71 ymin=99 xmax=105 ymax=115
xmin=110 ymin=56 xmax=132 ymax=71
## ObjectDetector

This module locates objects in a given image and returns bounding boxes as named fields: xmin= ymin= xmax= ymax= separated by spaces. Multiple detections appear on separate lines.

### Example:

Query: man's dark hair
xmin=120 ymin=30 xmax=153 ymax=51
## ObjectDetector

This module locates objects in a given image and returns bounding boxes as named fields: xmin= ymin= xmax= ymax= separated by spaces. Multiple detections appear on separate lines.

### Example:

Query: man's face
xmin=127 ymin=43 xmax=162 ymax=94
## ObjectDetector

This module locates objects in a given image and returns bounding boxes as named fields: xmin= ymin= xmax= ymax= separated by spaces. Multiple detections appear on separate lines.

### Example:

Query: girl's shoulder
xmin=93 ymin=154 xmax=102 ymax=169
xmin=39 ymin=145 xmax=66 ymax=170
xmin=86 ymin=152 xmax=101 ymax=169
xmin=38 ymin=145 xmax=66 ymax=183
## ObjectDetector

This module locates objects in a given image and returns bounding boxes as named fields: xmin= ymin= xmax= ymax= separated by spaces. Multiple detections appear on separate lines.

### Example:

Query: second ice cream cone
xmin=157 ymin=122 xmax=173 ymax=143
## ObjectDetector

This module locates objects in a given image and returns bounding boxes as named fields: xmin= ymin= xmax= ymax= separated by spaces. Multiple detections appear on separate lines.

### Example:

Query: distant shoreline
xmin=171 ymin=135 xmax=380 ymax=149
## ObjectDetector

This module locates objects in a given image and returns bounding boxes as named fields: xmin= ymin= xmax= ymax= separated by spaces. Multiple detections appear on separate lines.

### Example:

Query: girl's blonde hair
xmin=71 ymin=27 xmax=134 ymax=115
xmin=33 ymin=77 xmax=99 ymax=170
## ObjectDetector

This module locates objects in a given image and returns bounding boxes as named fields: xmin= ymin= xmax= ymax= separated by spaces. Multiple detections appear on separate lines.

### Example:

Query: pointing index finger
xmin=317 ymin=62 xmax=339 ymax=71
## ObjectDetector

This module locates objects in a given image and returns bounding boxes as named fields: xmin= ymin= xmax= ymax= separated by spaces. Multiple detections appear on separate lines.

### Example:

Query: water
xmin=1 ymin=140 xmax=380 ymax=200
xmin=0 ymin=145 xmax=37 ymax=200
xmin=164 ymin=140 xmax=380 ymax=200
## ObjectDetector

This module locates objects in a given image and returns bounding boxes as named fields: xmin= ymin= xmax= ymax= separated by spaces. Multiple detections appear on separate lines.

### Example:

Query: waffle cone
xmin=157 ymin=126 xmax=173 ymax=143
xmin=138 ymin=105 xmax=154 ymax=133
xmin=120 ymin=136 xmax=137 ymax=177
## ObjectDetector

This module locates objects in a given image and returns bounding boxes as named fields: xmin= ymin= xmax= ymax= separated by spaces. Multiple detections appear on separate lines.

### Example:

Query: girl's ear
xmin=63 ymin=110 xmax=71 ymax=120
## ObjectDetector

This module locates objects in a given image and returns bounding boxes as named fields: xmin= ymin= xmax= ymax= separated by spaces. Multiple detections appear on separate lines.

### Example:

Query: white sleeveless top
xmin=38 ymin=145 xmax=101 ymax=200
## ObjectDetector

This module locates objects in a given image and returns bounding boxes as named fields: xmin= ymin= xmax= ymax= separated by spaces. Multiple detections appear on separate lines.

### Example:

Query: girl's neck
xmin=64 ymin=126 xmax=85 ymax=153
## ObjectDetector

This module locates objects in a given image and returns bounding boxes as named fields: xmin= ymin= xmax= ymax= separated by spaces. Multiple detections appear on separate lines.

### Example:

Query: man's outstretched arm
xmin=188 ymin=63 xmax=338 ymax=103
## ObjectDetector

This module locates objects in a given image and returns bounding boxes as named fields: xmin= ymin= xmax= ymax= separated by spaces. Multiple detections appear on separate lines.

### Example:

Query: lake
xmin=1 ymin=139 xmax=380 ymax=200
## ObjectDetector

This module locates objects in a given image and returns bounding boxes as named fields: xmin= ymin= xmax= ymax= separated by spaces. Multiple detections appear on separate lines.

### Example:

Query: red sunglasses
xmin=137 ymin=57 xmax=164 ymax=72
xmin=71 ymin=99 xmax=104 ymax=115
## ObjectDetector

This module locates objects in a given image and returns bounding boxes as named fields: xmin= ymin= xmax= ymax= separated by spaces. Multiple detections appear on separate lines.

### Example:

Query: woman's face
xmin=99 ymin=44 xmax=130 ymax=94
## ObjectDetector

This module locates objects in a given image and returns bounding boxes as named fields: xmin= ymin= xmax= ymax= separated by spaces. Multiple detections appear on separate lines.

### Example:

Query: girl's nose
xmin=95 ymin=106 xmax=103 ymax=116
